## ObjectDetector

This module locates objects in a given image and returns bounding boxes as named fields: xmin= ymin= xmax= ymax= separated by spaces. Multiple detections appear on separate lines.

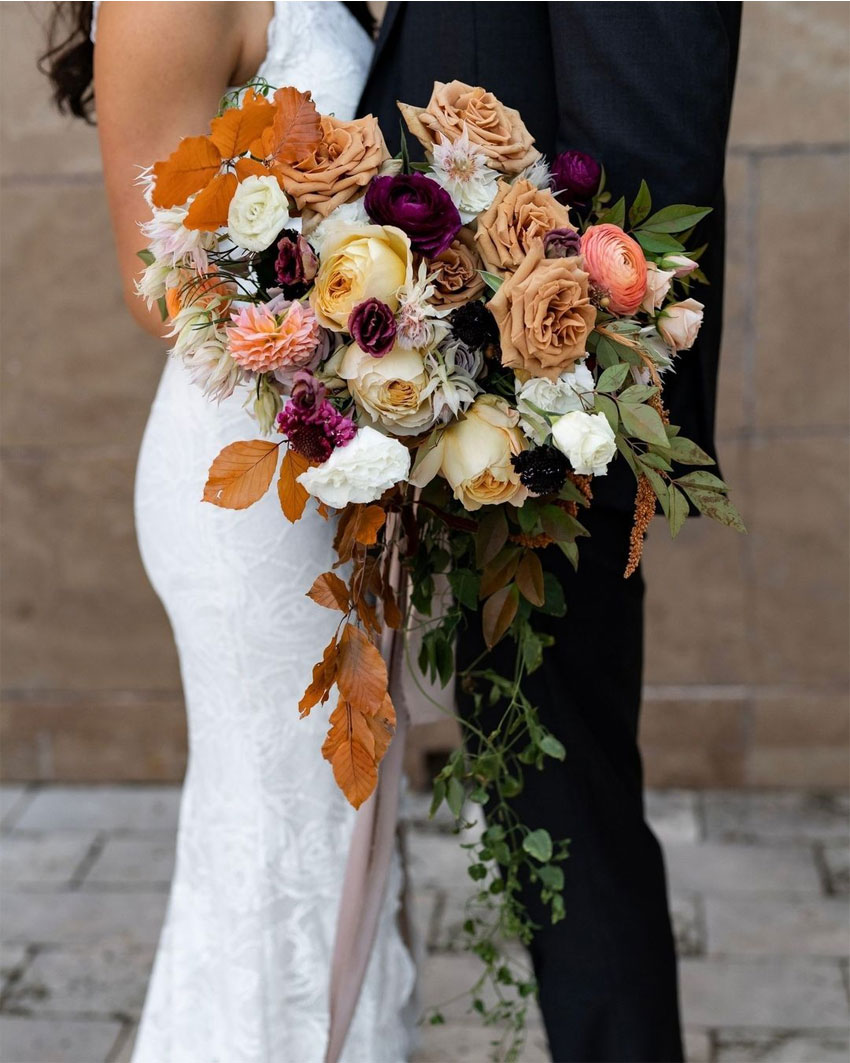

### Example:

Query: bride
xmin=42 ymin=3 xmax=415 ymax=1061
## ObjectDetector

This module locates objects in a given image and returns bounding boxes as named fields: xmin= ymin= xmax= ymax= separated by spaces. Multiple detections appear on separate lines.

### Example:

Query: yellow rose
xmin=339 ymin=342 xmax=436 ymax=436
xmin=311 ymin=223 xmax=413 ymax=331
xmin=410 ymin=395 xmax=528 ymax=511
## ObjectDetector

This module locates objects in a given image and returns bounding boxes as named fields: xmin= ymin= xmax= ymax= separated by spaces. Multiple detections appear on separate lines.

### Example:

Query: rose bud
xmin=544 ymin=227 xmax=582 ymax=259
xmin=348 ymin=297 xmax=398 ymax=358
xmin=364 ymin=172 xmax=462 ymax=257
xmin=274 ymin=230 xmax=319 ymax=295
xmin=551 ymin=150 xmax=602 ymax=206
xmin=658 ymin=298 xmax=704 ymax=351
xmin=659 ymin=253 xmax=699 ymax=278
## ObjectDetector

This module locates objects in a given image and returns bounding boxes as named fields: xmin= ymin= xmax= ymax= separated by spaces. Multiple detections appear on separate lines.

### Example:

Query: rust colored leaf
xmin=322 ymin=697 xmax=378 ymax=809
xmin=352 ymin=505 xmax=386 ymax=546
xmin=203 ymin=440 xmax=279 ymax=510
xmin=299 ymin=639 xmax=338 ymax=717
xmin=152 ymin=135 xmax=222 ymax=208
xmin=482 ymin=584 xmax=519 ymax=649
xmin=269 ymin=86 xmax=322 ymax=164
xmin=354 ymin=594 xmax=381 ymax=637
xmin=307 ymin=571 xmax=350 ymax=613
xmin=209 ymin=90 xmax=275 ymax=159
xmin=336 ymin=624 xmax=388 ymax=715
xmin=234 ymin=156 xmax=271 ymax=182
xmin=516 ymin=551 xmax=545 ymax=607
xmin=278 ymin=448 xmax=311 ymax=523
xmin=479 ymin=548 xmax=520 ymax=599
xmin=184 ymin=171 xmax=237 ymax=231
xmin=363 ymin=693 xmax=396 ymax=764
xmin=381 ymin=582 xmax=403 ymax=630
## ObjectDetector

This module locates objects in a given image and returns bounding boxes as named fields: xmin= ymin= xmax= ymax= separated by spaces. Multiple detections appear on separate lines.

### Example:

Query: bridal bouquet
xmin=138 ymin=78 xmax=743 ymax=1052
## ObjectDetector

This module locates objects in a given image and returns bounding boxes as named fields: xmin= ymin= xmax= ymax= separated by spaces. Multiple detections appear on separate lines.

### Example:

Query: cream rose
xmin=311 ymin=223 xmax=413 ymax=331
xmin=658 ymin=298 xmax=704 ymax=351
xmin=297 ymin=427 xmax=410 ymax=509
xmin=551 ymin=410 xmax=616 ymax=477
xmin=640 ymin=262 xmax=676 ymax=313
xmin=339 ymin=342 xmax=436 ymax=436
xmin=410 ymin=395 xmax=528 ymax=511
xmin=226 ymin=175 xmax=290 ymax=252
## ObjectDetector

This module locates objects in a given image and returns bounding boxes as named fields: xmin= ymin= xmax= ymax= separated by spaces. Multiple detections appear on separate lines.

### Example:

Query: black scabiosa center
xmin=511 ymin=445 xmax=570 ymax=496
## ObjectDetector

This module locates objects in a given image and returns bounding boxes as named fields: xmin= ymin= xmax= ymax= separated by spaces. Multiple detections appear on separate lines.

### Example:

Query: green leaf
xmin=634 ymin=230 xmax=685 ymax=254
xmin=398 ymin=120 xmax=411 ymax=174
xmin=683 ymin=486 xmax=747 ymax=532
xmin=628 ymin=179 xmax=652 ymax=228
xmin=517 ymin=500 xmax=540 ymax=533
xmin=596 ymin=362 xmax=630 ymax=393
xmin=667 ymin=483 xmax=689 ymax=539
xmin=539 ymin=734 xmax=566 ymax=761
xmin=598 ymin=195 xmax=626 ymax=229
xmin=522 ymin=828 xmax=553 ymax=863
xmin=639 ymin=451 xmax=673 ymax=473
xmin=595 ymin=394 xmax=619 ymax=432
xmin=676 ymin=470 xmax=727 ymax=492
xmin=429 ymin=779 xmax=445 ymax=819
xmin=615 ymin=436 xmax=640 ymax=476
xmin=640 ymin=204 xmax=712 ymax=234
xmin=667 ymin=436 xmax=716 ymax=466
xmin=540 ymin=504 xmax=574 ymax=542
xmin=446 ymin=776 xmax=465 ymax=819
xmin=448 ymin=568 xmax=480 ymax=610
xmin=643 ymin=467 xmax=669 ymax=517
xmin=478 ymin=269 xmax=503 ymax=294
xmin=537 ymin=864 xmax=565 ymax=891
xmin=619 ymin=384 xmax=659 ymax=404
xmin=476 ymin=507 xmax=508 ymax=567
xmin=557 ymin=539 xmax=579 ymax=571
xmin=619 ymin=402 xmax=670 ymax=447
xmin=594 ymin=336 xmax=620 ymax=369
xmin=136 ymin=248 xmax=155 ymax=266
xmin=539 ymin=571 xmax=567 ymax=617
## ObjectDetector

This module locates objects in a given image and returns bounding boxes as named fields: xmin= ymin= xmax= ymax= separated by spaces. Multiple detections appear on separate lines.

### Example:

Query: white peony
xmin=551 ymin=410 xmax=617 ymax=476
xmin=297 ymin=427 xmax=411 ymax=509
xmin=227 ymin=175 xmax=290 ymax=252
xmin=516 ymin=362 xmax=595 ymax=443
xmin=428 ymin=128 xmax=500 ymax=223
xmin=658 ymin=298 xmax=704 ymax=352
xmin=640 ymin=262 xmax=676 ymax=313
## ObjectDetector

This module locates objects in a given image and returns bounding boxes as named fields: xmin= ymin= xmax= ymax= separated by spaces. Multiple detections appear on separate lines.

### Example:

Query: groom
xmin=358 ymin=5 xmax=741 ymax=1061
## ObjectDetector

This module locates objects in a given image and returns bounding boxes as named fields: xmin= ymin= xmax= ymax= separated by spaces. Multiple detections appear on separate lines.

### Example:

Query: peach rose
xmin=399 ymin=81 xmax=540 ymax=176
xmin=488 ymin=239 xmax=596 ymax=380
xmin=579 ymin=224 xmax=647 ymax=315
xmin=475 ymin=179 xmax=574 ymax=277
xmin=274 ymin=114 xmax=390 ymax=218
xmin=425 ymin=228 xmax=486 ymax=309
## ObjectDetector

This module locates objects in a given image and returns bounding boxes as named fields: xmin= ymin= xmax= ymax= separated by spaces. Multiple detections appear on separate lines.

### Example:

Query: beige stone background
xmin=1 ymin=2 xmax=848 ymax=787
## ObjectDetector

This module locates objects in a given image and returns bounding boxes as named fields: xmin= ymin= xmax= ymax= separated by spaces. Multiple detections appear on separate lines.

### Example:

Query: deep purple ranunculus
xmin=364 ymin=172 xmax=462 ymax=257
xmin=348 ymin=298 xmax=397 ymax=357
xmin=551 ymin=150 xmax=602 ymax=205
xmin=543 ymin=227 xmax=582 ymax=259
xmin=274 ymin=229 xmax=319 ymax=294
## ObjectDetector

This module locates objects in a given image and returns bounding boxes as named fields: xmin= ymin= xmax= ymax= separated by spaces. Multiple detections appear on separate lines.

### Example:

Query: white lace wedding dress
xmin=93 ymin=3 xmax=417 ymax=1061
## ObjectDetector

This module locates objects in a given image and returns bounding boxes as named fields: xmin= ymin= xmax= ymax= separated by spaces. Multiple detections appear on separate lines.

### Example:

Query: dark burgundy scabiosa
xmin=348 ymin=298 xmax=397 ymax=357
xmin=511 ymin=445 xmax=570 ymax=496
xmin=364 ymin=172 xmax=462 ymax=257
xmin=551 ymin=150 xmax=602 ymax=206
xmin=544 ymin=227 xmax=582 ymax=259
xmin=449 ymin=301 xmax=500 ymax=352
xmin=276 ymin=371 xmax=356 ymax=463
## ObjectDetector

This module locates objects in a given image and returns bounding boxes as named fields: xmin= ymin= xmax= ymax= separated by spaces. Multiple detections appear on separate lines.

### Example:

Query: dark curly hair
xmin=39 ymin=2 xmax=377 ymax=126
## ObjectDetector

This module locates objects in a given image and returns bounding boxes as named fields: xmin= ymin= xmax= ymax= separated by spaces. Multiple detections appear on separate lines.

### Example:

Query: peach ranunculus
xmin=475 ymin=179 xmax=574 ymax=277
xmin=310 ymin=223 xmax=413 ymax=331
xmin=488 ymin=239 xmax=596 ymax=381
xmin=273 ymin=114 xmax=390 ymax=218
xmin=410 ymin=395 xmax=528 ymax=511
xmin=226 ymin=296 xmax=321 ymax=377
xmin=579 ymin=224 xmax=647 ymax=315
xmin=425 ymin=228 xmax=486 ymax=310
xmin=399 ymin=81 xmax=540 ymax=176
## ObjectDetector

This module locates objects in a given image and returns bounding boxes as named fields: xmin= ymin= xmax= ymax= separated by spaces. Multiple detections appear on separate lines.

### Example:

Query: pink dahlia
xmin=580 ymin=224 xmax=647 ymax=315
xmin=226 ymin=298 xmax=321 ymax=376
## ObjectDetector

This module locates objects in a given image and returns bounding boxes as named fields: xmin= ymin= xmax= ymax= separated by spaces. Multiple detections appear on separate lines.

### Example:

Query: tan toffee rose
xmin=399 ymin=81 xmax=540 ymax=176
xmin=275 ymin=114 xmax=390 ymax=217
xmin=475 ymin=179 xmax=574 ymax=277
xmin=425 ymin=228 xmax=486 ymax=309
xmin=488 ymin=239 xmax=596 ymax=381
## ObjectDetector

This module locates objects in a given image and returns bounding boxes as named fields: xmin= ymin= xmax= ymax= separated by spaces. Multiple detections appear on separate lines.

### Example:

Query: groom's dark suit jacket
xmin=358 ymin=2 xmax=742 ymax=512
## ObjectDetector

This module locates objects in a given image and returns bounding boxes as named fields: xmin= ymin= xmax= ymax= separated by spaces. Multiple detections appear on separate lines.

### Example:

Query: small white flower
xmin=227 ymin=175 xmax=290 ymax=252
xmin=184 ymin=335 xmax=244 ymax=403
xmin=395 ymin=260 xmax=452 ymax=350
xmin=141 ymin=204 xmax=216 ymax=270
xmin=518 ymin=156 xmax=553 ymax=190
xmin=309 ymin=199 xmax=370 ymax=255
xmin=428 ymin=127 xmax=500 ymax=223
xmin=297 ymin=426 xmax=411 ymax=509
xmin=551 ymin=410 xmax=617 ymax=476
xmin=136 ymin=257 xmax=180 ymax=307
xmin=516 ymin=362 xmax=595 ymax=444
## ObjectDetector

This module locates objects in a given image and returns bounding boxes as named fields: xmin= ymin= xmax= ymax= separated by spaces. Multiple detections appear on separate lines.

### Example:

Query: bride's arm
xmin=94 ymin=2 xmax=268 ymax=337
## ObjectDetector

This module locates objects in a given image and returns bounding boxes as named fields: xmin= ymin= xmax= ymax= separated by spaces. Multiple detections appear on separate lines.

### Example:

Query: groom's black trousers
xmin=456 ymin=507 xmax=683 ymax=1063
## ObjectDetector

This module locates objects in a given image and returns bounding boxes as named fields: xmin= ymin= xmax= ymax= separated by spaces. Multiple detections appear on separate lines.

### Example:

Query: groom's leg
xmin=456 ymin=506 xmax=683 ymax=1063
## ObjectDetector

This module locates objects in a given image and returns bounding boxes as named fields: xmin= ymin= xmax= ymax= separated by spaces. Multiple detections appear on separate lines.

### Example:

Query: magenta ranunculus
xmin=364 ymin=172 xmax=462 ymax=257
xmin=551 ymin=150 xmax=602 ymax=206
xmin=348 ymin=298 xmax=397 ymax=357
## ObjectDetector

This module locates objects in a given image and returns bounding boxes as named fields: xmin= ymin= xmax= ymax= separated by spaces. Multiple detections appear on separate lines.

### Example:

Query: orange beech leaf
xmin=203 ymin=440 xmax=280 ymax=510
xmin=354 ymin=594 xmax=381 ymax=637
xmin=363 ymin=694 xmax=396 ymax=764
xmin=234 ymin=156 xmax=271 ymax=182
xmin=482 ymin=584 xmax=520 ymax=649
xmin=307 ymin=571 xmax=350 ymax=613
xmin=381 ymin=582 xmax=403 ymax=630
xmin=352 ymin=505 xmax=386 ymax=546
xmin=269 ymin=86 xmax=322 ymax=164
xmin=152 ymin=135 xmax=222 ymax=208
xmin=184 ymin=171 xmax=237 ymax=231
xmin=209 ymin=91 xmax=275 ymax=159
xmin=316 ymin=501 xmax=331 ymax=521
xmin=336 ymin=624 xmax=388 ymax=715
xmin=322 ymin=697 xmax=378 ymax=810
xmin=299 ymin=639 xmax=339 ymax=717
xmin=278 ymin=448 xmax=311 ymax=523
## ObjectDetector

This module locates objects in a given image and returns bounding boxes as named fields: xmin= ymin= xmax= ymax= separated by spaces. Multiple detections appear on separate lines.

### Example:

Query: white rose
xmin=551 ymin=410 xmax=617 ymax=476
xmin=640 ymin=262 xmax=675 ymax=313
xmin=297 ymin=427 xmax=411 ymax=509
xmin=227 ymin=175 xmax=290 ymax=252
xmin=516 ymin=362 xmax=595 ymax=444
xmin=658 ymin=298 xmax=704 ymax=352
xmin=308 ymin=199 xmax=371 ymax=255
xmin=340 ymin=342 xmax=436 ymax=436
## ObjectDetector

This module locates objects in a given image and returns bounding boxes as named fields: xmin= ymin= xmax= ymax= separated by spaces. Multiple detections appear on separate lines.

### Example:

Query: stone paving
xmin=0 ymin=786 xmax=848 ymax=1063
